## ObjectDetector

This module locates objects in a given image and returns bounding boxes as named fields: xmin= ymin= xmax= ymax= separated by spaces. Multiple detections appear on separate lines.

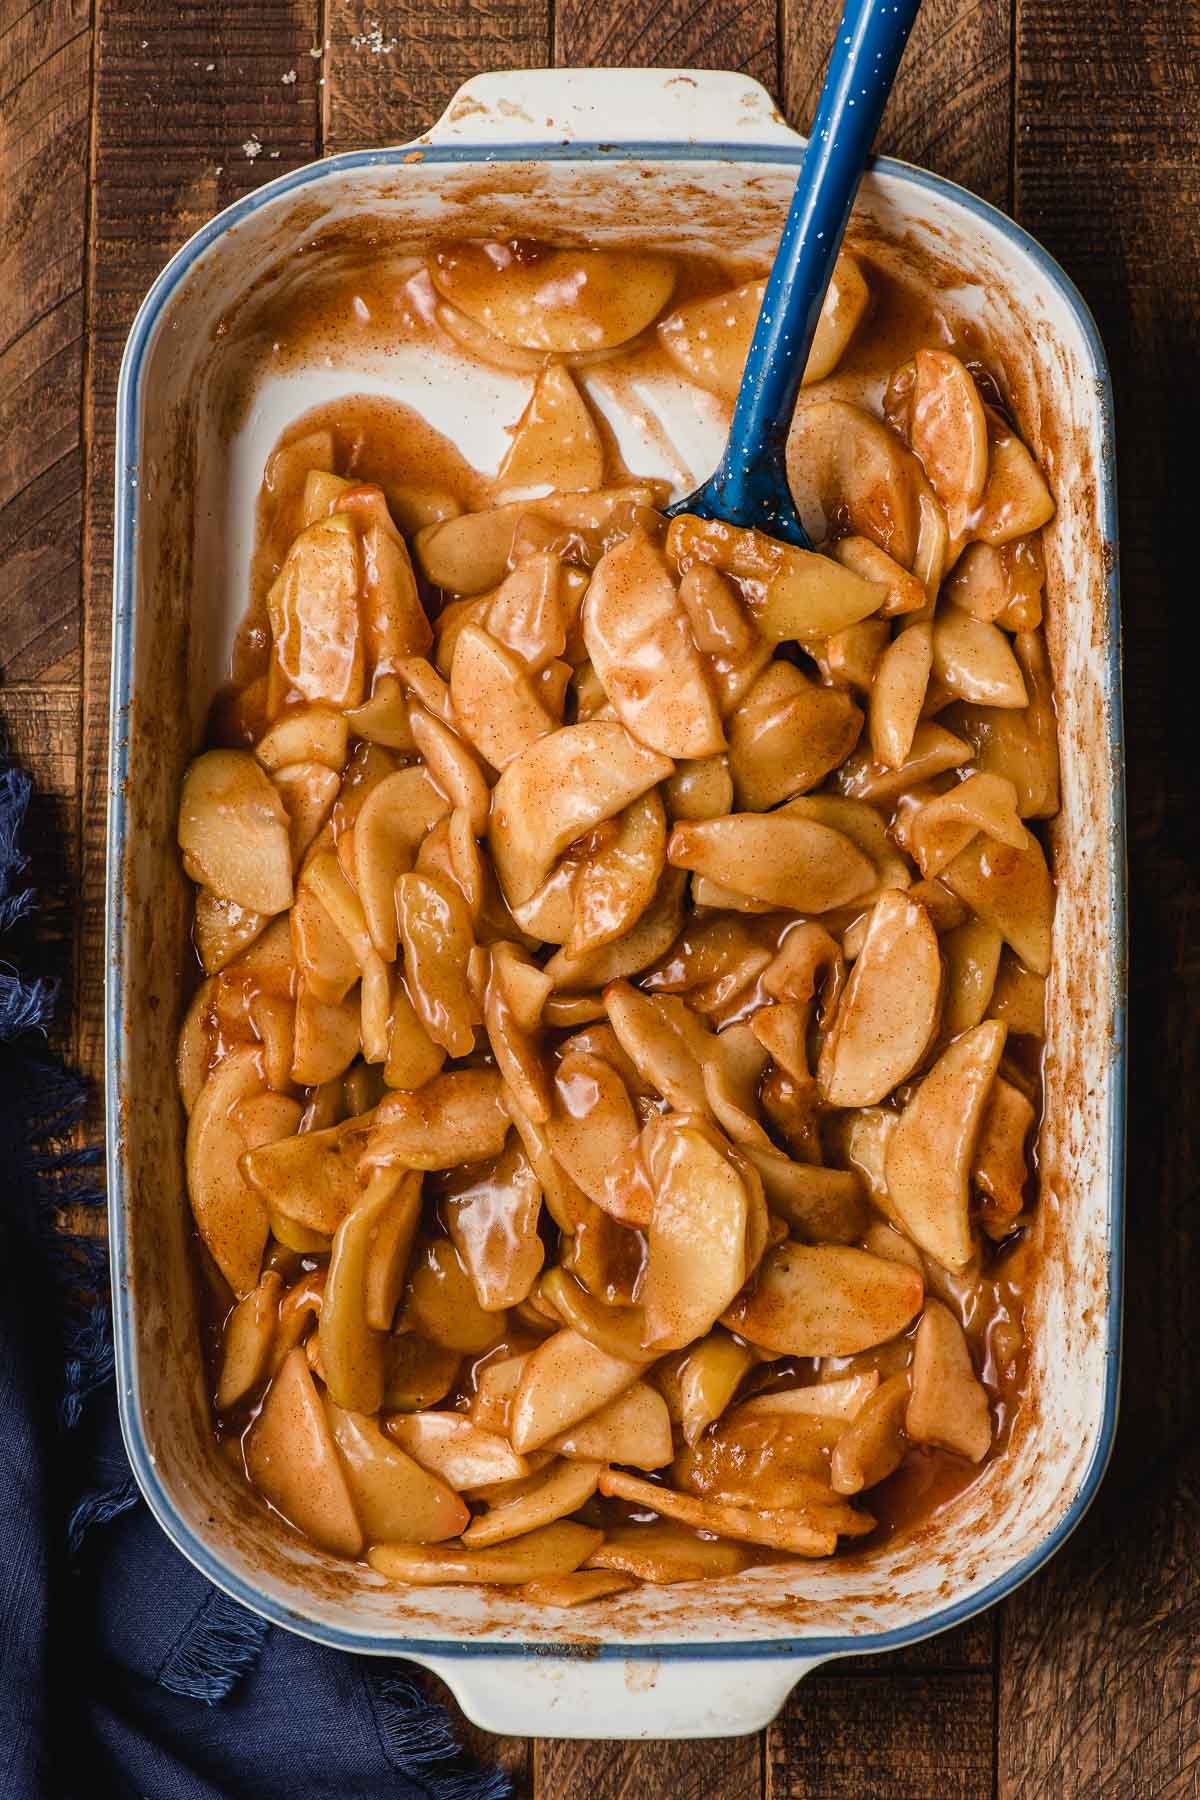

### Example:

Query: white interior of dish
xmin=118 ymin=139 xmax=1120 ymax=1655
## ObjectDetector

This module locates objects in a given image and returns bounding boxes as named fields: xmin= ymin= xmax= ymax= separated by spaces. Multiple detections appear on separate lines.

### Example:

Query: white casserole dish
xmin=106 ymin=66 xmax=1125 ymax=1740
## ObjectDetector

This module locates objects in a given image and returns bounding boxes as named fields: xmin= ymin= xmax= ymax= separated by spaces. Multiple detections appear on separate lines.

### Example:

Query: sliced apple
xmin=542 ymin=867 xmax=686 ymax=991
xmin=906 ymin=771 xmax=1026 ymax=880
xmin=351 ymin=496 xmax=435 ymax=667
xmin=362 ymin=1169 xmax=422 ymax=1331
xmin=193 ymin=890 xmax=269 ymax=976
xmin=177 ymin=979 xmax=217 ymax=1112
xmin=429 ymin=242 xmax=676 ymax=352
xmin=743 ymin=1147 xmax=868 ymax=1245
xmin=665 ymin=513 xmax=883 ymax=641
xmin=484 ymin=551 xmax=572 ymax=671
xmin=267 ymin=513 xmax=363 ymax=708
xmin=496 ymin=361 xmax=604 ymax=494
xmin=273 ymin=761 xmax=340 ymax=868
xmin=386 ymin=1411 xmax=529 ymax=1489
xmin=449 ymin=623 xmax=556 ymax=770
xmin=394 ymin=870 xmax=477 ymax=1058
xmin=517 ymin=1571 xmax=634 ymax=1606
xmin=461 ymin=1457 xmax=602 ymax=1548
xmin=667 ymin=812 xmax=875 ymax=913
xmin=603 ymin=982 xmax=712 ymax=1113
xmin=352 ymin=767 xmax=450 ymax=959
xmin=186 ymin=1048 xmax=272 ymax=1296
xmin=444 ymin=1135 xmax=545 ymax=1311
xmin=509 ymin=1327 xmax=643 ymax=1453
xmin=734 ymin=1371 xmax=878 ymax=1424
xmin=973 ymin=1074 xmax=1035 ymax=1232
xmin=989 ymin=951 xmax=1046 ymax=1038
xmin=788 ymin=397 xmax=933 ymax=570
xmin=402 ymin=1236 xmax=507 ymax=1354
xmin=677 ymin=1331 xmax=756 ymax=1448
xmin=942 ymin=828 xmax=1054 ymax=974
xmin=489 ymin=721 xmax=672 ymax=908
xmin=256 ymin=704 xmax=349 ymax=774
xmin=817 ymin=891 xmax=941 ymax=1106
xmin=324 ymin=1399 xmax=468 ymax=1542
xmin=482 ymin=939 xmax=553 ymax=1124
xmin=836 ymin=719 xmax=973 ymax=805
xmin=640 ymin=1119 xmax=750 ymax=1351
xmin=241 ymin=1121 xmax=361 ymax=1239
xmin=869 ymin=622 xmax=932 ymax=770
xmin=728 ymin=659 xmax=862 ymax=808
xmin=345 ymin=675 xmax=416 ymax=751
xmin=932 ymin=604 xmax=1029 ymax=708
xmin=779 ymin=794 xmax=911 ymax=900
xmin=886 ymin=350 xmax=989 ymax=527
xmin=292 ymin=983 xmax=360 ymax=1086
xmin=549 ymin=1379 xmax=672 ymax=1470
xmin=568 ymin=789 xmax=666 ymax=959
xmin=906 ymin=1299 xmax=992 ymax=1460
xmin=942 ymin=918 xmax=1004 ymax=1036
xmin=382 ymin=1334 xmax=463 ymax=1412
xmin=663 ymin=755 xmax=734 ymax=822
xmin=943 ymin=629 xmax=1060 ymax=819
xmin=320 ymin=1175 xmax=409 ymax=1412
xmin=830 ymin=1370 xmax=912 ymax=1495
xmin=724 ymin=1241 xmax=924 ymax=1356
xmin=973 ymin=407 xmax=1056 ymax=544
xmin=369 ymin=1518 xmax=603 ymax=1585
xmin=586 ymin=1521 xmax=753 ymax=1584
xmin=884 ymin=1019 xmax=1007 ymax=1270
xmin=245 ymin=1348 xmax=363 ymax=1556
xmin=582 ymin=527 xmax=724 ymax=759
xmin=547 ymin=1049 xmax=640 ymax=1204
xmin=358 ymin=1070 xmax=506 ymax=1174
xmin=832 ymin=535 xmax=927 ymax=618
xmin=657 ymin=252 xmax=866 ymax=398
xmin=598 ymin=1468 xmax=850 ymax=1557
xmin=215 ymin=1269 xmax=283 ymax=1410
xmin=179 ymin=749 xmax=293 ymax=916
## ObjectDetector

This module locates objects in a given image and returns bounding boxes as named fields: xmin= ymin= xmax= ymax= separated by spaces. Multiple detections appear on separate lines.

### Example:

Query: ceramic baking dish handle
xmin=412 ymin=1649 xmax=819 ymax=1740
xmin=422 ymin=67 xmax=805 ymax=152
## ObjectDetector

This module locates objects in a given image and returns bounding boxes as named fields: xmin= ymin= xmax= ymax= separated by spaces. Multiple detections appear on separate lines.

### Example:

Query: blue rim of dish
xmin=107 ymin=130 xmax=1125 ymax=1666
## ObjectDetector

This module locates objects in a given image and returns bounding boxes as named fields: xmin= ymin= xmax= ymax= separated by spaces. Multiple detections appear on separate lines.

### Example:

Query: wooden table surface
xmin=3 ymin=0 xmax=1197 ymax=1793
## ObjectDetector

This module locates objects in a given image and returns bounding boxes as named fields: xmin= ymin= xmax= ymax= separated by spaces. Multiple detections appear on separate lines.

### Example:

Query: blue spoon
xmin=666 ymin=0 xmax=923 ymax=548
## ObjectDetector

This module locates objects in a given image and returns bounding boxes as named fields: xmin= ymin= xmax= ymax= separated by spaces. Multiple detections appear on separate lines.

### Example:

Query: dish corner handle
xmin=419 ymin=68 xmax=804 ymax=152
xmin=409 ymin=1648 xmax=820 ymax=1741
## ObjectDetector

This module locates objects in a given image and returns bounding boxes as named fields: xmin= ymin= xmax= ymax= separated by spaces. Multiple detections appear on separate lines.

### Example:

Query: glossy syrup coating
xmin=184 ymin=236 xmax=1057 ymax=1597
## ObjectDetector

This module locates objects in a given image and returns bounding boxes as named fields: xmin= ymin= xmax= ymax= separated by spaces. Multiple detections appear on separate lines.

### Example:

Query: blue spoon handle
xmin=672 ymin=0 xmax=922 ymax=544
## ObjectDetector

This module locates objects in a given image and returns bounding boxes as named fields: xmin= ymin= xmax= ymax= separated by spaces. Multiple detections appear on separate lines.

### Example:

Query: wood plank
xmin=538 ymin=1733 xmax=761 ymax=1800
xmin=555 ymin=0 xmax=776 ymax=89
xmin=998 ymin=2 xmax=1200 ymax=1794
xmin=77 ymin=0 xmax=322 ymax=1095
xmin=0 ymin=0 xmax=91 ymax=683
xmin=780 ymin=0 xmax=1012 ymax=206
xmin=323 ymin=0 xmax=551 ymax=152
xmin=998 ymin=1447 xmax=1200 ymax=1798
xmin=767 ymin=1670 xmax=994 ymax=1800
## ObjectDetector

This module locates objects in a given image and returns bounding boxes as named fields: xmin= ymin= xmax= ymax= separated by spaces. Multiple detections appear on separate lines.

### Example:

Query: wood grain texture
xmin=0 ymin=0 xmax=91 ymax=684
xmin=555 ymin=0 xmax=776 ymax=89
xmin=767 ymin=1671 xmax=994 ymax=1800
xmin=538 ymin=1733 xmax=761 ymax=1800
xmin=323 ymin=0 xmax=551 ymax=151
xmin=997 ymin=6 xmax=1200 ymax=1793
xmin=780 ymin=0 xmax=1012 ymax=206
xmin=77 ymin=1 xmax=322 ymax=1092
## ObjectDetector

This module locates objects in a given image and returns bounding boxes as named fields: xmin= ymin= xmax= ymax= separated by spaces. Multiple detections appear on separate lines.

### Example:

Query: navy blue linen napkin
xmin=0 ymin=761 xmax=510 ymax=1800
